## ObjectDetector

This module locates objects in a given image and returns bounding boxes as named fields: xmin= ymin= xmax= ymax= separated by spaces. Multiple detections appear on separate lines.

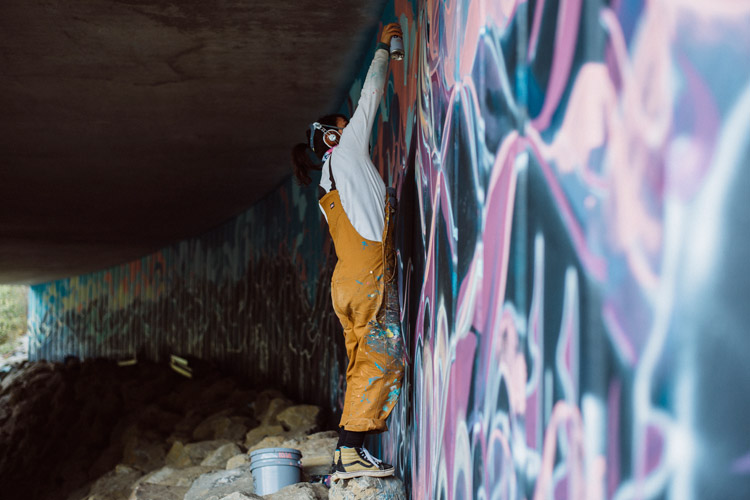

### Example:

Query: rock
xmin=122 ymin=434 xmax=166 ymax=471
xmin=244 ymin=424 xmax=285 ymax=449
xmin=167 ymin=439 xmax=234 ymax=466
xmin=329 ymin=475 xmax=406 ymax=500
xmin=222 ymin=417 xmax=253 ymax=441
xmin=174 ymin=406 xmax=250 ymax=444
xmin=256 ymin=397 xmax=292 ymax=426
xmin=192 ymin=414 xmax=249 ymax=442
xmin=282 ymin=431 xmax=338 ymax=477
xmin=226 ymin=454 xmax=250 ymax=470
xmin=264 ymin=482 xmax=328 ymax=500
xmin=218 ymin=493 xmax=262 ymax=500
xmin=201 ymin=443 xmax=242 ymax=467
xmin=128 ymin=483 xmax=189 ymax=500
xmin=310 ymin=483 xmax=330 ymax=499
xmin=192 ymin=410 xmax=234 ymax=440
xmin=185 ymin=439 xmax=234 ymax=463
xmin=83 ymin=464 xmax=143 ymax=500
xmin=184 ymin=465 xmax=255 ymax=500
xmin=251 ymin=390 xmax=288 ymax=421
xmin=115 ymin=464 xmax=137 ymax=474
xmin=0 ymin=361 xmax=53 ymax=394
xmin=248 ymin=435 xmax=286 ymax=453
xmin=165 ymin=441 xmax=193 ymax=468
xmin=276 ymin=405 xmax=320 ymax=436
xmin=139 ymin=465 xmax=218 ymax=487
xmin=308 ymin=430 xmax=339 ymax=440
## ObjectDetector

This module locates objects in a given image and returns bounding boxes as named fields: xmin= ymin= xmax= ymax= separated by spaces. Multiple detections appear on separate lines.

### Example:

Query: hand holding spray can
xmin=390 ymin=35 xmax=404 ymax=61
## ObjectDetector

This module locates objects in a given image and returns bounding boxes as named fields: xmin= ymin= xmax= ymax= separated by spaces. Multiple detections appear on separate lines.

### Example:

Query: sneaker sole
xmin=333 ymin=469 xmax=395 ymax=480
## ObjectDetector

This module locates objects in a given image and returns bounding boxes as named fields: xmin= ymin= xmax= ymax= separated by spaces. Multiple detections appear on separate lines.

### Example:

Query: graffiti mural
xmin=29 ymin=0 xmax=750 ymax=497
xmin=366 ymin=0 xmax=750 ymax=499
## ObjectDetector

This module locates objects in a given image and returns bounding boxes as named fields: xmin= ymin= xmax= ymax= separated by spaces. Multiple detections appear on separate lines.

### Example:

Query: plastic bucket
xmin=249 ymin=447 xmax=302 ymax=495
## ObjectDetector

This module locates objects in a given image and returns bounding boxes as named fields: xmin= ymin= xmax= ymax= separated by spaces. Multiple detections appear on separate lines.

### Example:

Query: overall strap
xmin=328 ymin=154 xmax=337 ymax=191
xmin=318 ymin=153 xmax=338 ymax=201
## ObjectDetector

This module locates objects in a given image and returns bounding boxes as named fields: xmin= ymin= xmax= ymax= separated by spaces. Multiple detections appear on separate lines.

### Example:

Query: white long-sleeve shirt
xmin=319 ymin=48 xmax=388 ymax=242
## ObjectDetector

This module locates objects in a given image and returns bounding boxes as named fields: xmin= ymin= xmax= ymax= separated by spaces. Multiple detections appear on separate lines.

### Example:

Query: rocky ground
xmin=0 ymin=359 xmax=405 ymax=500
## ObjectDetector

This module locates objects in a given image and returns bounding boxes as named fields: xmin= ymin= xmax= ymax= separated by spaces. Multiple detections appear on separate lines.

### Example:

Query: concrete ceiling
xmin=0 ymin=0 xmax=386 ymax=284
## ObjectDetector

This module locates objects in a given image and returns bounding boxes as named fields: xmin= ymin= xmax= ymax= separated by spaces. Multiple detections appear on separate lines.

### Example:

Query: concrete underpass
xmin=2 ymin=0 xmax=750 ymax=499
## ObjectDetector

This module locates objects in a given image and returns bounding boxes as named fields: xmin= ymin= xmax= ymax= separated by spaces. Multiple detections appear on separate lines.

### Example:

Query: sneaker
xmin=332 ymin=446 xmax=395 ymax=479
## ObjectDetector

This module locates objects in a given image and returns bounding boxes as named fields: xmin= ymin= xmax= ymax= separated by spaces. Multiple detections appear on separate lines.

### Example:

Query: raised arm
xmin=339 ymin=23 xmax=403 ymax=155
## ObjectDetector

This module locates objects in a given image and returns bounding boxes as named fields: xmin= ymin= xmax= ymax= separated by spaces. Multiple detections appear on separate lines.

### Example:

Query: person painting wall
xmin=290 ymin=22 xmax=406 ymax=481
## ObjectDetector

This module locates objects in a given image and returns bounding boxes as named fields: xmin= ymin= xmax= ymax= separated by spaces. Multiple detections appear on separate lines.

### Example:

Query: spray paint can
xmin=390 ymin=35 xmax=404 ymax=61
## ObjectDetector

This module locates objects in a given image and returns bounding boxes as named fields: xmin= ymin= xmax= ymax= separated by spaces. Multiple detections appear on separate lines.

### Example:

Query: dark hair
xmin=291 ymin=113 xmax=347 ymax=186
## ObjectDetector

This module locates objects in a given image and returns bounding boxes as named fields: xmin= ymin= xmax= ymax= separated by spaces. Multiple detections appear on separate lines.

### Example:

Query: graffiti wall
xmin=29 ymin=0 xmax=750 ymax=497
xmin=367 ymin=0 xmax=750 ymax=498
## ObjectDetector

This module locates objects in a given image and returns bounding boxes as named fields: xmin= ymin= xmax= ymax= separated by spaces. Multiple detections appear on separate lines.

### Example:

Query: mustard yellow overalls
xmin=320 ymin=159 xmax=404 ymax=433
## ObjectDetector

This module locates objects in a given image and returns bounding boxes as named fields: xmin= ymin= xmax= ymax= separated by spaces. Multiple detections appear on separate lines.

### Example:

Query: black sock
xmin=343 ymin=429 xmax=365 ymax=448
xmin=336 ymin=428 xmax=347 ymax=449
xmin=337 ymin=428 xmax=366 ymax=449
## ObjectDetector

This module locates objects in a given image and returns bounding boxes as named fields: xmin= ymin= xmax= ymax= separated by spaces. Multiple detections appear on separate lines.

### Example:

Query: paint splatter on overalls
xmin=320 ymin=162 xmax=404 ymax=433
